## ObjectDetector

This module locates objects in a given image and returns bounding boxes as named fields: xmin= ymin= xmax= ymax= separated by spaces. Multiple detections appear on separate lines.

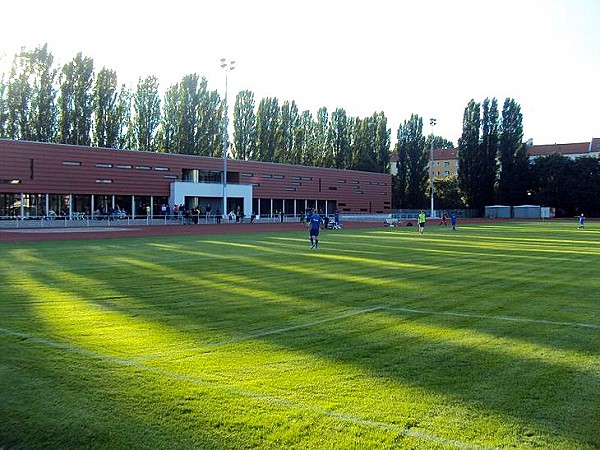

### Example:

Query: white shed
xmin=513 ymin=205 xmax=542 ymax=219
xmin=485 ymin=205 xmax=511 ymax=219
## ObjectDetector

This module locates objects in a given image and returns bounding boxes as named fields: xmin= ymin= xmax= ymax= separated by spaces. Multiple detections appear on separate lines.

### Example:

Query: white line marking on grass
xmin=386 ymin=307 xmax=600 ymax=330
xmin=319 ymin=409 xmax=492 ymax=450
xmin=0 ymin=327 xmax=131 ymax=365
xmin=137 ymin=364 xmax=493 ymax=449
xmin=129 ymin=306 xmax=386 ymax=363
xmin=0 ymin=325 xmax=492 ymax=450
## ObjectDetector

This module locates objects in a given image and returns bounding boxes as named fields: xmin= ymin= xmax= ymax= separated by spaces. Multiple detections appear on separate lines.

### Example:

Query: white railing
xmin=0 ymin=212 xmax=400 ymax=229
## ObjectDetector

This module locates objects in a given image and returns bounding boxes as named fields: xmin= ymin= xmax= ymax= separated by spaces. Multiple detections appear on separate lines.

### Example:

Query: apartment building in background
xmin=390 ymin=138 xmax=600 ymax=179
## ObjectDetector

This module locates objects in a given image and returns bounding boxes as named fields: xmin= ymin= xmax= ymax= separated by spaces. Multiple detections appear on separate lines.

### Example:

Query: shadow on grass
xmin=2 ymin=232 xmax=599 ymax=448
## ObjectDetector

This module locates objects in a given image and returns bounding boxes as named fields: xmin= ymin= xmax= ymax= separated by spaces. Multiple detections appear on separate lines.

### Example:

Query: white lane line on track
xmin=0 ymin=227 xmax=134 ymax=233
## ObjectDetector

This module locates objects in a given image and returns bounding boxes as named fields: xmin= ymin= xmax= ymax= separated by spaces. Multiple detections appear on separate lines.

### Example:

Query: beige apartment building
xmin=390 ymin=138 xmax=600 ymax=179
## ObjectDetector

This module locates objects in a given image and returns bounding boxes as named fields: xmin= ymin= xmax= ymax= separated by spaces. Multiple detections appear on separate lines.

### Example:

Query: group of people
xmin=310 ymin=209 xmax=586 ymax=248
xmin=95 ymin=204 xmax=126 ymax=220
xmin=417 ymin=211 xmax=457 ymax=235
xmin=419 ymin=211 xmax=587 ymax=233
xmin=227 ymin=206 xmax=243 ymax=223
xmin=169 ymin=204 xmax=221 ymax=224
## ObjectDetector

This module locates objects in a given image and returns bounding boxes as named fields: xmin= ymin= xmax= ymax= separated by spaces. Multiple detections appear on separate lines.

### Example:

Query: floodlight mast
xmin=429 ymin=118 xmax=437 ymax=218
xmin=220 ymin=58 xmax=235 ymax=220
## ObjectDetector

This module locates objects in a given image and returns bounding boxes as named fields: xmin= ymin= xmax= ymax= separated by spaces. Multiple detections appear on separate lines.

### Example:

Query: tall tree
xmin=0 ymin=74 xmax=6 ymax=137
xmin=197 ymin=77 xmax=222 ymax=157
xmin=479 ymin=97 xmax=499 ymax=207
xmin=394 ymin=114 xmax=427 ymax=208
xmin=5 ymin=49 xmax=32 ymax=139
xmin=300 ymin=110 xmax=319 ymax=165
xmin=458 ymin=99 xmax=481 ymax=210
xmin=350 ymin=113 xmax=386 ymax=173
xmin=115 ymin=85 xmax=132 ymax=149
xmin=28 ymin=44 xmax=58 ymax=142
xmin=178 ymin=74 xmax=201 ymax=153
xmin=2 ymin=45 xmax=58 ymax=142
xmin=132 ymin=75 xmax=161 ymax=151
xmin=433 ymin=177 xmax=465 ymax=209
xmin=329 ymin=108 xmax=351 ymax=169
xmin=314 ymin=107 xmax=330 ymax=166
xmin=530 ymin=154 xmax=574 ymax=216
xmin=424 ymin=135 xmax=454 ymax=150
xmin=159 ymin=83 xmax=179 ymax=152
xmin=351 ymin=117 xmax=374 ymax=171
xmin=232 ymin=89 xmax=257 ymax=160
xmin=373 ymin=111 xmax=391 ymax=173
xmin=295 ymin=110 xmax=314 ymax=165
xmin=276 ymin=100 xmax=299 ymax=164
xmin=570 ymin=157 xmax=600 ymax=217
xmin=58 ymin=52 xmax=94 ymax=145
xmin=531 ymin=155 xmax=600 ymax=217
xmin=255 ymin=97 xmax=279 ymax=162
xmin=498 ymin=98 xmax=528 ymax=205
xmin=92 ymin=67 xmax=120 ymax=148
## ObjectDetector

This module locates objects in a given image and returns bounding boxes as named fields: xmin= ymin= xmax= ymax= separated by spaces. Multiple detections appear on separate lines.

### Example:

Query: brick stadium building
xmin=0 ymin=139 xmax=391 ymax=220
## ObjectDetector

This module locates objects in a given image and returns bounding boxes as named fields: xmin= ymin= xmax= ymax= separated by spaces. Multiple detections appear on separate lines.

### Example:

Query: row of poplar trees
xmin=0 ymin=44 xmax=390 ymax=173
xmin=393 ymin=97 xmax=527 ymax=213
xmin=394 ymin=98 xmax=599 ymax=216
xmin=454 ymin=97 xmax=599 ymax=217
xmin=2 ymin=45 xmax=598 ymax=216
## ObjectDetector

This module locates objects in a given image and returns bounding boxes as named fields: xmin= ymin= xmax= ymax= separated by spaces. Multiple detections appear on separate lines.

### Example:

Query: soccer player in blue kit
xmin=309 ymin=208 xmax=322 ymax=249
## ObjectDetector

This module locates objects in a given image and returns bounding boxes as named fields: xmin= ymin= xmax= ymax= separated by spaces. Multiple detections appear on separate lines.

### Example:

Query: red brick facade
xmin=0 ymin=140 xmax=391 ymax=218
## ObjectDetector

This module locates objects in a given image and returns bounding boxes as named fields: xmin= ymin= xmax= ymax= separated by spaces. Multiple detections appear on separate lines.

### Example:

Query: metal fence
xmin=0 ymin=213 xmax=320 ymax=229
xmin=0 ymin=210 xmax=477 ymax=229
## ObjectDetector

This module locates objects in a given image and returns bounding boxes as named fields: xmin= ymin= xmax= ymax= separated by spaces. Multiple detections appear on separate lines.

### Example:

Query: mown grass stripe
xmin=2 ymin=222 xmax=597 ymax=448
xmin=0 ymin=325 xmax=492 ymax=450
xmin=128 ymin=305 xmax=386 ymax=362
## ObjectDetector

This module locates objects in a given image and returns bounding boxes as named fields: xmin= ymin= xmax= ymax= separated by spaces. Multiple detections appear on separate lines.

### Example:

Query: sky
xmin=0 ymin=0 xmax=598 ymax=146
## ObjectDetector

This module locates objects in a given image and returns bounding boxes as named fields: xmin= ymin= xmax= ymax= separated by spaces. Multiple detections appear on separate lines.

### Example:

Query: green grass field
xmin=1 ymin=221 xmax=598 ymax=449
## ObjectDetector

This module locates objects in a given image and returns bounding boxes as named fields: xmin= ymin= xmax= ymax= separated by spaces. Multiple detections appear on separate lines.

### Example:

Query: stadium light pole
xmin=429 ymin=118 xmax=437 ymax=218
xmin=220 ymin=58 xmax=235 ymax=220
